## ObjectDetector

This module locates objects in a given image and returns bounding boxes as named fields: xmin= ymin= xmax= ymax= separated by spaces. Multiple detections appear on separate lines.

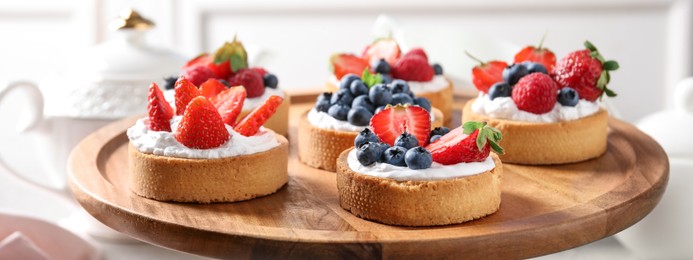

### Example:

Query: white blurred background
xmin=0 ymin=0 xmax=691 ymax=259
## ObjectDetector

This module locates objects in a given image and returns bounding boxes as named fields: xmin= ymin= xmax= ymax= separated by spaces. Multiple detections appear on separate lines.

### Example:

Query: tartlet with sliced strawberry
xmin=127 ymin=81 xmax=288 ymax=203
xmin=298 ymin=71 xmax=444 ymax=172
xmin=163 ymin=36 xmax=290 ymax=136
xmin=463 ymin=40 xmax=619 ymax=165
xmin=326 ymin=38 xmax=454 ymax=125
xmin=336 ymin=105 xmax=504 ymax=226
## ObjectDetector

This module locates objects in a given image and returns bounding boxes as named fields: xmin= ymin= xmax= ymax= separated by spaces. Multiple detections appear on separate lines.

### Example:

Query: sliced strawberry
xmin=513 ymin=35 xmax=557 ymax=73
xmin=175 ymin=96 xmax=230 ymax=149
xmin=213 ymin=86 xmax=247 ymax=126
xmin=200 ymin=78 xmax=227 ymax=98
xmin=426 ymin=121 xmax=503 ymax=164
xmin=362 ymin=38 xmax=401 ymax=66
xmin=174 ymin=76 xmax=201 ymax=115
xmin=186 ymin=53 xmax=234 ymax=80
xmin=234 ymin=95 xmax=284 ymax=136
xmin=369 ymin=105 xmax=431 ymax=147
xmin=466 ymin=51 xmax=507 ymax=93
xmin=402 ymin=48 xmax=428 ymax=61
xmin=147 ymin=82 xmax=174 ymax=132
xmin=330 ymin=53 xmax=369 ymax=80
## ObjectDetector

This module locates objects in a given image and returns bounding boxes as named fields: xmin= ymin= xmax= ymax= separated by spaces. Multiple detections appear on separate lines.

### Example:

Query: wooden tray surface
xmin=68 ymin=94 xmax=668 ymax=259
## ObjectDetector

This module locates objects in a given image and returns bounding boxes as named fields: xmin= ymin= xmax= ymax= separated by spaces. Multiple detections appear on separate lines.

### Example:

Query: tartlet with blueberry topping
xmin=336 ymin=109 xmax=504 ymax=226
xmin=298 ymin=71 xmax=443 ymax=172
xmin=462 ymin=41 xmax=618 ymax=165
xmin=325 ymin=38 xmax=454 ymax=125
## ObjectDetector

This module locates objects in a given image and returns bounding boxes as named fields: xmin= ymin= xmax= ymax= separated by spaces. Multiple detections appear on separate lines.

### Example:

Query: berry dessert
xmin=127 ymin=82 xmax=288 ymax=203
xmin=299 ymin=70 xmax=444 ymax=172
xmin=325 ymin=38 xmax=454 ymax=125
xmin=163 ymin=36 xmax=290 ymax=136
xmin=463 ymin=40 xmax=619 ymax=164
xmin=337 ymin=114 xmax=504 ymax=226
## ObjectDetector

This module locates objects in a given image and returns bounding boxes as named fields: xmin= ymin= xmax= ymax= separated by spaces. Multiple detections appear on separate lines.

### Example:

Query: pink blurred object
xmin=0 ymin=211 xmax=99 ymax=260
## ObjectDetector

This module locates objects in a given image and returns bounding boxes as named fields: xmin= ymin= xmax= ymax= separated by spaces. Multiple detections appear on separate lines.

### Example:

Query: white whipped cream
xmin=307 ymin=108 xmax=365 ymax=132
xmin=328 ymin=75 xmax=449 ymax=94
xmin=346 ymin=149 xmax=495 ymax=181
xmin=127 ymin=116 xmax=279 ymax=159
xmin=471 ymin=93 xmax=601 ymax=123
xmin=163 ymin=87 xmax=285 ymax=112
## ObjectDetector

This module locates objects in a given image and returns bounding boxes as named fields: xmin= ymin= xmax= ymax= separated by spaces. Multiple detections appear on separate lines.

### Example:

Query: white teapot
xmin=615 ymin=77 xmax=693 ymax=259
xmin=0 ymin=9 xmax=184 ymax=239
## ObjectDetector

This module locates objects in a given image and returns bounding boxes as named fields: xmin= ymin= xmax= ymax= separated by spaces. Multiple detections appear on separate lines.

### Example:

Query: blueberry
xmin=317 ymin=92 xmax=332 ymax=103
xmin=408 ymin=91 xmax=416 ymax=98
xmin=356 ymin=142 xmax=381 ymax=166
xmin=414 ymin=97 xmax=432 ymax=112
xmin=330 ymin=89 xmax=354 ymax=106
xmin=394 ymin=133 xmax=419 ymax=150
xmin=430 ymin=135 xmax=442 ymax=143
xmin=430 ymin=127 xmax=450 ymax=137
xmin=263 ymin=73 xmax=279 ymax=89
xmin=315 ymin=100 xmax=331 ymax=113
xmin=432 ymin=63 xmax=444 ymax=75
xmin=382 ymin=146 xmax=407 ymax=167
xmin=522 ymin=61 xmax=548 ymax=75
xmin=369 ymin=84 xmax=393 ymax=106
xmin=350 ymin=79 xmax=369 ymax=96
xmin=374 ymin=106 xmax=387 ymax=115
xmin=502 ymin=64 xmax=529 ymax=86
xmin=404 ymin=146 xmax=433 ymax=170
xmin=354 ymin=128 xmax=379 ymax=148
xmin=340 ymin=74 xmax=360 ymax=90
xmin=217 ymin=79 xmax=230 ymax=88
xmin=390 ymin=80 xmax=410 ymax=94
xmin=163 ymin=76 xmax=177 ymax=90
xmin=347 ymin=107 xmax=373 ymax=126
xmin=391 ymin=93 xmax=414 ymax=105
xmin=381 ymin=74 xmax=393 ymax=84
xmin=327 ymin=103 xmax=350 ymax=121
xmin=352 ymin=95 xmax=375 ymax=112
xmin=373 ymin=58 xmax=391 ymax=74
xmin=488 ymin=82 xmax=512 ymax=100
xmin=371 ymin=142 xmax=391 ymax=162
xmin=557 ymin=87 xmax=579 ymax=107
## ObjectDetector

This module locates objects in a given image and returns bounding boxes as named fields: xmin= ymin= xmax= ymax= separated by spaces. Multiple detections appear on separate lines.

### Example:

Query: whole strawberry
xmin=512 ymin=73 xmax=559 ymax=114
xmin=175 ymin=96 xmax=230 ymax=149
xmin=174 ymin=77 xmax=201 ymax=115
xmin=552 ymin=41 xmax=619 ymax=101
xmin=426 ymin=121 xmax=503 ymax=164
xmin=228 ymin=69 xmax=265 ymax=98
xmin=391 ymin=55 xmax=434 ymax=82
xmin=181 ymin=64 xmax=215 ymax=86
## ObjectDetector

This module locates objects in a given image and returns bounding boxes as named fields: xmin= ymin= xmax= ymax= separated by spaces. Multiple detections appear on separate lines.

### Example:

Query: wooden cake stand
xmin=68 ymin=93 xmax=668 ymax=259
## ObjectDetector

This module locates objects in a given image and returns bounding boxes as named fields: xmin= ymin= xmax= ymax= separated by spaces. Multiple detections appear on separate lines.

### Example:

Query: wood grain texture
xmin=68 ymin=93 xmax=669 ymax=259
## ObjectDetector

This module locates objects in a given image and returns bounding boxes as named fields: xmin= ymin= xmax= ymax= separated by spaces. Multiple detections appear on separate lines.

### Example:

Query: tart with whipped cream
xmin=163 ymin=36 xmax=290 ymax=136
xmin=299 ymin=72 xmax=443 ymax=172
xmin=337 ymin=110 xmax=505 ymax=226
xmin=127 ymin=81 xmax=287 ymax=203
xmin=462 ymin=40 xmax=619 ymax=165
xmin=325 ymin=38 xmax=453 ymax=125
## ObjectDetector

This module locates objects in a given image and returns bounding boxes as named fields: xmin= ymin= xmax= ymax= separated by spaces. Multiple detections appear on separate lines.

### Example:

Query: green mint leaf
xmin=584 ymin=41 xmax=598 ymax=52
xmin=361 ymin=68 xmax=382 ymax=88
xmin=476 ymin=131 xmax=487 ymax=152
xmin=463 ymin=121 xmax=485 ymax=134
xmin=603 ymin=60 xmax=620 ymax=71
xmin=489 ymin=140 xmax=504 ymax=155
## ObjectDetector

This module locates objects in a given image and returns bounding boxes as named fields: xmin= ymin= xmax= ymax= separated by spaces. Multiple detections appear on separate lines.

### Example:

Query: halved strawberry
xmin=213 ymin=86 xmax=247 ymax=126
xmin=426 ymin=121 xmax=503 ymax=164
xmin=234 ymin=95 xmax=284 ymax=136
xmin=466 ymin=51 xmax=507 ymax=93
xmin=174 ymin=76 xmax=201 ymax=115
xmin=330 ymin=53 xmax=369 ymax=80
xmin=514 ymin=34 xmax=557 ymax=73
xmin=369 ymin=105 xmax=430 ymax=147
xmin=175 ymin=96 xmax=230 ymax=149
xmin=200 ymin=78 xmax=227 ymax=98
xmin=185 ymin=53 xmax=233 ymax=80
xmin=362 ymin=38 xmax=401 ymax=66
xmin=147 ymin=82 xmax=174 ymax=132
